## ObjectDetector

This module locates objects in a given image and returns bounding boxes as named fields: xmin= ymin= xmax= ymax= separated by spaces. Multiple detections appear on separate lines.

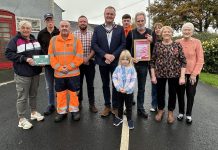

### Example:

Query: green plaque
xmin=33 ymin=55 xmax=50 ymax=65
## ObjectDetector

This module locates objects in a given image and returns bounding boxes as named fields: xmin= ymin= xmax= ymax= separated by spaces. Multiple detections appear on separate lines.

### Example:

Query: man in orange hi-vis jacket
xmin=48 ymin=20 xmax=83 ymax=122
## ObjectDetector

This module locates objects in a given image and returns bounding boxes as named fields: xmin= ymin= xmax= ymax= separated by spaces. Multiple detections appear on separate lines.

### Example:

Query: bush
xmin=202 ymin=38 xmax=218 ymax=74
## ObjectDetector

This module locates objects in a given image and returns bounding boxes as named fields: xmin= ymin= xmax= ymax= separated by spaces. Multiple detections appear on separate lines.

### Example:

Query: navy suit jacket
xmin=91 ymin=24 xmax=126 ymax=66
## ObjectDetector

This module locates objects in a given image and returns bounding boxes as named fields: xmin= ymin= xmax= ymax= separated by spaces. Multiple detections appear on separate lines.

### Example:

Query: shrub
xmin=202 ymin=38 xmax=218 ymax=74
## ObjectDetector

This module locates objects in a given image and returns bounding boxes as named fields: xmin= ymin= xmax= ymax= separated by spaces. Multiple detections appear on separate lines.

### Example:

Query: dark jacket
xmin=37 ymin=26 xmax=60 ymax=55
xmin=91 ymin=24 xmax=126 ymax=66
xmin=5 ymin=32 xmax=42 ymax=77
xmin=126 ymin=28 xmax=152 ymax=66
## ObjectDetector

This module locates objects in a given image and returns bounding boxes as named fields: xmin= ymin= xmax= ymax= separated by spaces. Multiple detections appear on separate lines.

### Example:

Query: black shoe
xmin=54 ymin=114 xmax=67 ymax=122
xmin=132 ymin=100 xmax=136 ymax=105
xmin=44 ymin=105 xmax=56 ymax=116
xmin=137 ymin=111 xmax=148 ymax=119
xmin=71 ymin=112 xmax=80 ymax=121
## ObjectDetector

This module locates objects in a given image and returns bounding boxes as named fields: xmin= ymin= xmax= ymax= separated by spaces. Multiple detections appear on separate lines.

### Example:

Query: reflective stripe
xmin=75 ymin=53 xmax=83 ymax=58
xmin=57 ymin=106 xmax=67 ymax=111
xmin=52 ymin=36 xmax=57 ymax=54
xmin=70 ymin=63 xmax=75 ymax=68
xmin=53 ymin=51 xmax=77 ymax=56
xmin=57 ymin=106 xmax=67 ymax=114
xmin=73 ymin=36 xmax=77 ymax=56
xmin=55 ymin=69 xmax=80 ymax=77
xmin=69 ymin=106 xmax=79 ymax=112
xmin=49 ymin=54 xmax=55 ymax=57
xmin=54 ymin=63 xmax=61 ymax=69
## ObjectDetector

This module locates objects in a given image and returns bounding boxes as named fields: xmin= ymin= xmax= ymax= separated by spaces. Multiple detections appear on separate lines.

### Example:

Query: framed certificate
xmin=134 ymin=39 xmax=150 ymax=61
xmin=33 ymin=55 xmax=50 ymax=65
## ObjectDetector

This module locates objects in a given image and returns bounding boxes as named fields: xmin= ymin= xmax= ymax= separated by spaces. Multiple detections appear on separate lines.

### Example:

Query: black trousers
xmin=157 ymin=78 xmax=179 ymax=111
xmin=99 ymin=65 xmax=118 ymax=108
xmin=78 ymin=60 xmax=95 ymax=105
xmin=177 ymin=74 xmax=199 ymax=116
xmin=117 ymin=92 xmax=133 ymax=121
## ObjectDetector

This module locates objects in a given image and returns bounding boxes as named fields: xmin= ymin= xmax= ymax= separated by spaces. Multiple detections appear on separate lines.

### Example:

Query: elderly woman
xmin=150 ymin=26 xmax=186 ymax=124
xmin=5 ymin=20 xmax=44 ymax=130
xmin=176 ymin=23 xmax=204 ymax=124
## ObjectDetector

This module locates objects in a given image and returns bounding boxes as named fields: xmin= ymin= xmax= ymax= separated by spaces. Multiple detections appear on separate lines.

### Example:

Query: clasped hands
xmin=104 ymin=54 xmax=115 ymax=64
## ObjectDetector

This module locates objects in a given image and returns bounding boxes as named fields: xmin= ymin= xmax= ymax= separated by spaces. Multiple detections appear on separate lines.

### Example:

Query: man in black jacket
xmin=37 ymin=13 xmax=60 ymax=115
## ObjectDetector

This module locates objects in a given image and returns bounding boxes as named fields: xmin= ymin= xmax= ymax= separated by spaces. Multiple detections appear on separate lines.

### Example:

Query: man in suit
xmin=91 ymin=6 xmax=126 ymax=117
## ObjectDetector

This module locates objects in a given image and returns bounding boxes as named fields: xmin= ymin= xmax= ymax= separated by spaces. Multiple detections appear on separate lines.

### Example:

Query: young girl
xmin=112 ymin=50 xmax=137 ymax=129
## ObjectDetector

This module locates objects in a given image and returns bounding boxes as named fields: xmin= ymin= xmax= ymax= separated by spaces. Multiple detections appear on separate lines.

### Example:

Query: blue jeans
xmin=99 ymin=65 xmax=118 ymax=108
xmin=135 ymin=65 xmax=148 ymax=112
xmin=44 ymin=66 xmax=55 ymax=106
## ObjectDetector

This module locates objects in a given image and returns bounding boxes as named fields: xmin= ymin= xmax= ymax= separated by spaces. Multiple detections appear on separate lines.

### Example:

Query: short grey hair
xmin=19 ymin=20 xmax=32 ymax=29
xmin=135 ymin=11 xmax=146 ymax=22
xmin=181 ymin=22 xmax=194 ymax=32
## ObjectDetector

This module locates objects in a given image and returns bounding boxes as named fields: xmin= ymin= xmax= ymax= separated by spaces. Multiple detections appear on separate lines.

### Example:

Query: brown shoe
xmin=100 ymin=106 xmax=111 ymax=117
xmin=167 ymin=111 xmax=175 ymax=124
xmin=111 ymin=108 xmax=118 ymax=116
xmin=89 ymin=105 xmax=98 ymax=113
xmin=155 ymin=110 xmax=164 ymax=122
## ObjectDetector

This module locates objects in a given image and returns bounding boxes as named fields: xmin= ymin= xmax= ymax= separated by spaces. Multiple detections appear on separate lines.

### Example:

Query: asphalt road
xmin=0 ymin=68 xmax=218 ymax=150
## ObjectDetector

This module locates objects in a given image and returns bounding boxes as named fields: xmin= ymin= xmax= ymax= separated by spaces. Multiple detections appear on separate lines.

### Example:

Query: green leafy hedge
xmin=202 ymin=38 xmax=218 ymax=74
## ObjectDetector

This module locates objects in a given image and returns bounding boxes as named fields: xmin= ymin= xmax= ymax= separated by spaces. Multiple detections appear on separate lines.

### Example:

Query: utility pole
xmin=147 ymin=0 xmax=151 ymax=28
xmin=50 ymin=0 xmax=54 ymax=16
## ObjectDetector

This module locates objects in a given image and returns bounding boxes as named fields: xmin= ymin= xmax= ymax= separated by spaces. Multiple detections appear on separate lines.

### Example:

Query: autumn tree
xmin=147 ymin=0 xmax=218 ymax=32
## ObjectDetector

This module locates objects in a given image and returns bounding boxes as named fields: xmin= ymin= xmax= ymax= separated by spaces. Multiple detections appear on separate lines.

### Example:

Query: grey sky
xmin=54 ymin=0 xmax=151 ymax=25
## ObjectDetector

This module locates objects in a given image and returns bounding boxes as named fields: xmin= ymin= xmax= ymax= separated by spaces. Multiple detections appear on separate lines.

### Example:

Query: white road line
xmin=120 ymin=116 xmax=129 ymax=150
xmin=0 ymin=80 xmax=14 ymax=87
xmin=0 ymin=73 xmax=45 ymax=87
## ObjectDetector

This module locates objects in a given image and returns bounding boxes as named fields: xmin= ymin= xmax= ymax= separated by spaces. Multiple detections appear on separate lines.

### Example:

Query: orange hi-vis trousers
xmin=56 ymin=90 xmax=79 ymax=114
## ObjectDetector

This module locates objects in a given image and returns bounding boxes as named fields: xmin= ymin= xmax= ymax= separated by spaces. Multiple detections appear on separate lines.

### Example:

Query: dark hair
xmin=122 ymin=14 xmax=131 ymax=20
xmin=78 ymin=15 xmax=87 ymax=21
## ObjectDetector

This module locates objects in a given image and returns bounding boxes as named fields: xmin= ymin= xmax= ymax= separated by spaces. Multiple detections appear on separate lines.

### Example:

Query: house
xmin=0 ymin=0 xmax=63 ymax=69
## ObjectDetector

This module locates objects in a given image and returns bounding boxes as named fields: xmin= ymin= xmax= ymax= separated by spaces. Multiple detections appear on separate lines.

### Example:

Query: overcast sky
xmin=54 ymin=0 xmax=152 ymax=25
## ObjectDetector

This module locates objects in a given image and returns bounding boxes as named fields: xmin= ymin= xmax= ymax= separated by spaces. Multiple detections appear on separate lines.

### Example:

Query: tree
xmin=147 ymin=0 xmax=218 ymax=32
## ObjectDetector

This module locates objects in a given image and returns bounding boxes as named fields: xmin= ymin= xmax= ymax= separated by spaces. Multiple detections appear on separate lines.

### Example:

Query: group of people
xmin=5 ymin=6 xmax=204 ymax=130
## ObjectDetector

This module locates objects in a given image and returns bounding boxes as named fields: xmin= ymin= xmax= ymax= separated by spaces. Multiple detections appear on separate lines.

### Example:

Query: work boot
xmin=137 ymin=111 xmax=148 ymax=119
xmin=89 ymin=105 xmax=98 ymax=113
xmin=111 ymin=108 xmax=118 ymax=116
xmin=100 ymin=106 xmax=111 ymax=117
xmin=155 ymin=110 xmax=164 ymax=122
xmin=44 ymin=105 xmax=56 ymax=116
xmin=71 ymin=112 xmax=80 ymax=121
xmin=54 ymin=114 xmax=67 ymax=123
xmin=167 ymin=111 xmax=175 ymax=124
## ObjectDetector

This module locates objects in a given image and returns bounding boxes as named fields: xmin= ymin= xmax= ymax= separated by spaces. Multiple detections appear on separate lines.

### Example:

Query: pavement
xmin=0 ymin=67 xmax=218 ymax=150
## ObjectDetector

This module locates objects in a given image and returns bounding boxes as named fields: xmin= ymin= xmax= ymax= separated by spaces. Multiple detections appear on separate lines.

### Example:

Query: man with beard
xmin=48 ymin=20 xmax=83 ymax=122
xmin=126 ymin=11 xmax=153 ymax=119
xmin=74 ymin=16 xmax=98 ymax=113
xmin=91 ymin=6 xmax=126 ymax=117
xmin=37 ymin=13 xmax=60 ymax=116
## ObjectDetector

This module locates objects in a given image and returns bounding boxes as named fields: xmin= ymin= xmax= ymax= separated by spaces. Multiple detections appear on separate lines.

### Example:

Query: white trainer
xmin=31 ymin=112 xmax=44 ymax=121
xmin=18 ymin=118 xmax=33 ymax=130
xmin=150 ymin=108 xmax=156 ymax=112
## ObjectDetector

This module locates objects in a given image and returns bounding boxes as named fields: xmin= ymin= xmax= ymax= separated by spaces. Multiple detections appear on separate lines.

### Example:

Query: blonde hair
xmin=118 ymin=50 xmax=133 ymax=66
xmin=19 ymin=20 xmax=32 ymax=30
xmin=153 ymin=22 xmax=163 ymax=30
xmin=160 ymin=26 xmax=173 ymax=36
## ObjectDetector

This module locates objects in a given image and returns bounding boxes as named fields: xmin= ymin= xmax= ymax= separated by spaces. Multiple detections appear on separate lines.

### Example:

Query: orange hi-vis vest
xmin=48 ymin=33 xmax=83 ymax=78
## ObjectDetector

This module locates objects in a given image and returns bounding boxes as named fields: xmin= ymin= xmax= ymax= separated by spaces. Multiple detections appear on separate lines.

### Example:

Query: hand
xmin=26 ymin=58 xmax=35 ymax=66
xmin=133 ymin=58 xmax=139 ymax=63
xmin=179 ymin=76 xmax=186 ymax=85
xmin=120 ymin=88 xmax=125 ymax=93
xmin=189 ymin=75 xmax=196 ymax=85
xmin=151 ymin=76 xmax=157 ymax=84
xmin=61 ymin=66 xmax=69 ymax=74
xmin=145 ymin=34 xmax=152 ymax=42
xmin=104 ymin=54 xmax=115 ymax=63
xmin=83 ymin=57 xmax=90 ymax=65
xmin=105 ymin=59 xmax=111 ymax=64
